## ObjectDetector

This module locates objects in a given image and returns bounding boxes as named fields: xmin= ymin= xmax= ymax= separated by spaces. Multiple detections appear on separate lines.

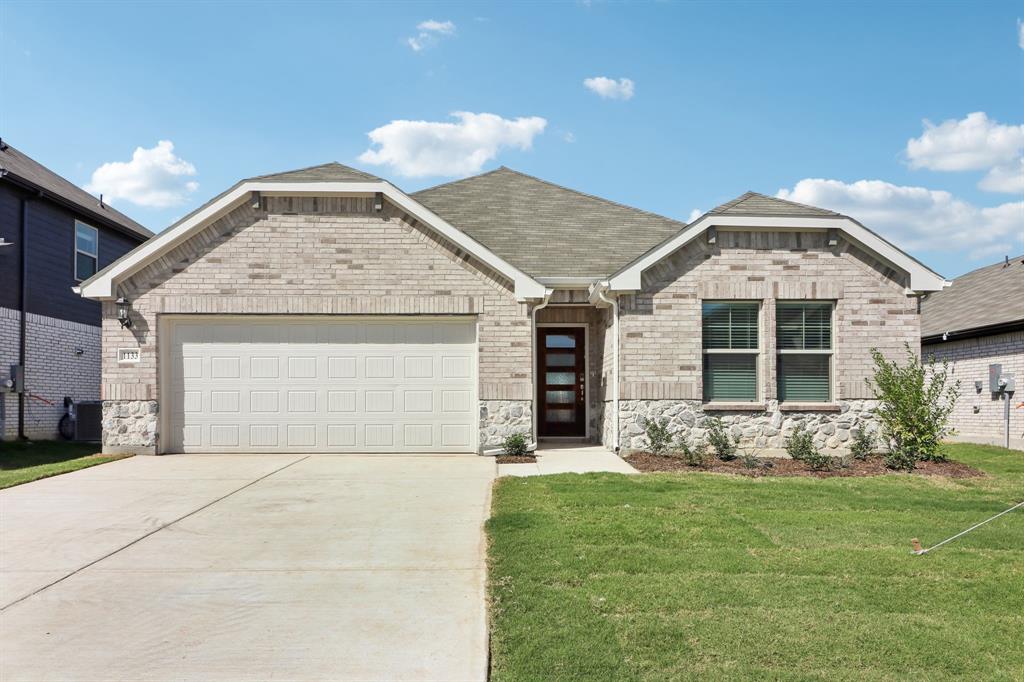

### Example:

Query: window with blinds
xmin=776 ymin=302 xmax=833 ymax=402
xmin=702 ymin=302 xmax=759 ymax=402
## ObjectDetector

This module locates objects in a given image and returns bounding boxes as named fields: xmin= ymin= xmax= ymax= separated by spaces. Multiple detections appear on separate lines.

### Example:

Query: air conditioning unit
xmin=74 ymin=401 xmax=102 ymax=442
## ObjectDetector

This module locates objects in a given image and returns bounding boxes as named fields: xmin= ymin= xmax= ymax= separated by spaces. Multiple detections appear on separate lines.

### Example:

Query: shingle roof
xmin=413 ymin=167 xmax=688 ymax=278
xmin=0 ymin=142 xmax=152 ymax=239
xmin=920 ymin=256 xmax=1024 ymax=339
xmin=248 ymin=162 xmax=382 ymax=183
xmin=708 ymin=191 xmax=841 ymax=217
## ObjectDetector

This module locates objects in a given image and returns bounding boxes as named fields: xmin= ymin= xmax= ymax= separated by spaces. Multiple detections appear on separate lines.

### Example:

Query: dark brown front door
xmin=538 ymin=327 xmax=586 ymax=437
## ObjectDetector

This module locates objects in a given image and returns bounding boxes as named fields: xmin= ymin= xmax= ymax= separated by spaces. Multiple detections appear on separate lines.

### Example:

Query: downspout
xmin=17 ymin=194 xmax=30 ymax=440
xmin=594 ymin=285 xmax=619 ymax=453
xmin=480 ymin=288 xmax=551 ymax=456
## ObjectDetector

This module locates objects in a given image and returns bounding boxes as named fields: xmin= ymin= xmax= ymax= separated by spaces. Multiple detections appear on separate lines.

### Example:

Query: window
xmin=702 ymin=301 xmax=759 ymax=402
xmin=776 ymin=302 xmax=833 ymax=402
xmin=75 ymin=221 xmax=98 ymax=281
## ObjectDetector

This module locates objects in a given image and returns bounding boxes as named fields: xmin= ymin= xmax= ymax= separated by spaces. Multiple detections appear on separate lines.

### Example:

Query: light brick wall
xmin=0 ymin=306 xmax=101 ymax=439
xmin=923 ymin=331 xmax=1023 ymax=449
xmin=619 ymin=231 xmax=919 ymax=402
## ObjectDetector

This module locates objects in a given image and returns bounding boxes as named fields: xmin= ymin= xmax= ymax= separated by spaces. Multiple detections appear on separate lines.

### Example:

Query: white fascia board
xmin=79 ymin=181 xmax=547 ymax=301
xmin=607 ymin=215 xmax=948 ymax=293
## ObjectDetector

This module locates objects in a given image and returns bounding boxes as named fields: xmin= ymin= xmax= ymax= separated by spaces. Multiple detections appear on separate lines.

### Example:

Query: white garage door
xmin=163 ymin=317 xmax=477 ymax=453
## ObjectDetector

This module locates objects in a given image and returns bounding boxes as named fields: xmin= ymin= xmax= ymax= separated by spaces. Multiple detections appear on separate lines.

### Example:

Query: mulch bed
xmin=626 ymin=452 xmax=985 ymax=478
xmin=496 ymin=455 xmax=538 ymax=464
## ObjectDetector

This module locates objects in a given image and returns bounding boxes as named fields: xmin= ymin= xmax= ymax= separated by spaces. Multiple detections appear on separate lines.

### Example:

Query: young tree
xmin=866 ymin=343 xmax=960 ymax=470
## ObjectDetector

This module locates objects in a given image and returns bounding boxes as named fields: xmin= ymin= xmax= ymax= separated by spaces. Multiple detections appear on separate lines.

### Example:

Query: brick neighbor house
xmin=921 ymin=256 xmax=1024 ymax=451
xmin=77 ymin=163 xmax=948 ymax=456
xmin=1 ymin=142 xmax=152 ymax=440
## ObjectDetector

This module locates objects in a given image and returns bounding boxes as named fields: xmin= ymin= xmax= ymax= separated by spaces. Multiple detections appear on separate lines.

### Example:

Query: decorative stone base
xmin=479 ymin=400 xmax=532 ymax=451
xmin=102 ymin=400 xmax=158 ymax=455
xmin=619 ymin=399 xmax=881 ymax=455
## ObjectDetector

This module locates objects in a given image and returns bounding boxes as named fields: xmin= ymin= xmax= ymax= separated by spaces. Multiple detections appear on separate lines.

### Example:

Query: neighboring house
xmin=0 ymin=141 xmax=152 ymax=439
xmin=921 ymin=256 xmax=1024 ymax=450
xmin=78 ymin=163 xmax=947 ymax=456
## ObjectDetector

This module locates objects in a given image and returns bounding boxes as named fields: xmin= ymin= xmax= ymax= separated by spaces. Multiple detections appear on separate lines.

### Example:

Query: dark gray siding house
xmin=1 ymin=141 xmax=152 ymax=439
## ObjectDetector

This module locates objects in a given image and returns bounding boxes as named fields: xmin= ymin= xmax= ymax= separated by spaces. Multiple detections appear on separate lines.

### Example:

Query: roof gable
xmin=413 ymin=167 xmax=687 ymax=279
xmin=248 ymin=162 xmax=382 ymax=183
xmin=709 ymin=191 xmax=840 ymax=217
xmin=0 ymin=142 xmax=152 ymax=239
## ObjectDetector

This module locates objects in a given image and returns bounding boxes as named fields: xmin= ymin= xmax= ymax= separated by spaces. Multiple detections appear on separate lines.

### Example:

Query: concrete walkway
xmin=1 ymin=454 xmax=494 ymax=681
xmin=497 ymin=443 xmax=638 ymax=477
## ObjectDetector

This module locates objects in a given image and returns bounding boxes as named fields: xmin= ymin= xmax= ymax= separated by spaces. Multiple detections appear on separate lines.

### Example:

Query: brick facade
xmin=923 ymin=331 xmax=1024 ymax=450
xmin=100 ymin=196 xmax=533 ymax=453
xmin=1 ymin=306 xmax=101 ymax=439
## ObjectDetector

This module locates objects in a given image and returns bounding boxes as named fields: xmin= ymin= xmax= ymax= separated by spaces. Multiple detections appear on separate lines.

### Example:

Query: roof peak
xmin=247 ymin=161 xmax=382 ymax=183
xmin=709 ymin=190 xmax=842 ymax=217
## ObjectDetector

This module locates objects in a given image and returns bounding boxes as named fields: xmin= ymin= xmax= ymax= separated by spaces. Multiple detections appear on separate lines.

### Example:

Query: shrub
xmin=849 ymin=429 xmax=875 ymax=461
xmin=786 ymin=428 xmax=831 ymax=471
xmin=501 ymin=433 xmax=529 ymax=457
xmin=641 ymin=417 xmax=674 ymax=455
xmin=676 ymin=435 xmax=709 ymax=467
xmin=739 ymin=451 xmax=761 ymax=469
xmin=866 ymin=344 xmax=960 ymax=469
xmin=706 ymin=418 xmax=738 ymax=461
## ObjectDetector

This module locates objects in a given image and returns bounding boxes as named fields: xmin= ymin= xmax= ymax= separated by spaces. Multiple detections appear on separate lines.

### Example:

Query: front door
xmin=538 ymin=327 xmax=586 ymax=437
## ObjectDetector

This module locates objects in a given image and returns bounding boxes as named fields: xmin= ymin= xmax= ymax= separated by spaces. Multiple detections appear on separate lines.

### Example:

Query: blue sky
xmin=1 ymin=0 xmax=1021 ymax=278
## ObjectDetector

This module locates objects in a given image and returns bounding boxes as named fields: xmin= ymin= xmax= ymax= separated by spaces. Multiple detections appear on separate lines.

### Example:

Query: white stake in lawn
xmin=911 ymin=500 xmax=1024 ymax=555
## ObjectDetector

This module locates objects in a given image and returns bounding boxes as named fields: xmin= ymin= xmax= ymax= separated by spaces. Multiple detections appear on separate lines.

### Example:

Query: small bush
xmin=739 ymin=451 xmax=761 ymax=469
xmin=706 ymin=418 xmax=738 ymax=461
xmin=866 ymin=343 xmax=959 ymax=468
xmin=641 ymin=417 xmax=673 ymax=455
xmin=849 ymin=429 xmax=875 ymax=461
xmin=676 ymin=436 xmax=709 ymax=467
xmin=786 ymin=428 xmax=831 ymax=471
xmin=501 ymin=433 xmax=529 ymax=457
xmin=884 ymin=449 xmax=917 ymax=472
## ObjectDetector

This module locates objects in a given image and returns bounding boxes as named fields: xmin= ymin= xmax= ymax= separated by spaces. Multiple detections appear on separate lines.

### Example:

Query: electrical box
xmin=989 ymin=364 xmax=1015 ymax=393
xmin=989 ymin=364 xmax=1003 ymax=392
xmin=4 ymin=364 xmax=24 ymax=393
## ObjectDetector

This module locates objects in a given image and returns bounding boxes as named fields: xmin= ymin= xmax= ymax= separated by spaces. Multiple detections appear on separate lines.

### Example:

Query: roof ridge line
xmin=489 ymin=166 xmax=689 ymax=228
xmin=411 ymin=166 xmax=509 ymax=195
xmin=748 ymin=190 xmax=842 ymax=216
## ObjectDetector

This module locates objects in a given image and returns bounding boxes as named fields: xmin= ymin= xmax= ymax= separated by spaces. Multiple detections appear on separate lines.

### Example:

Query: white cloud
xmin=905 ymin=112 xmax=1024 ymax=194
xmin=86 ymin=140 xmax=198 ymax=209
xmin=583 ymin=76 xmax=635 ymax=100
xmin=1018 ymin=18 xmax=1024 ymax=49
xmin=358 ymin=112 xmax=547 ymax=177
xmin=687 ymin=208 xmax=703 ymax=223
xmin=563 ymin=131 xmax=576 ymax=143
xmin=408 ymin=19 xmax=456 ymax=51
xmin=777 ymin=178 xmax=1024 ymax=259
xmin=979 ymin=157 xmax=1024 ymax=194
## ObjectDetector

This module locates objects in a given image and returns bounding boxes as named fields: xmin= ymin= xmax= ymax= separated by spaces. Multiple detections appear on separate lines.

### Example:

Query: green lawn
xmin=487 ymin=444 xmax=1024 ymax=681
xmin=0 ymin=441 xmax=128 ymax=489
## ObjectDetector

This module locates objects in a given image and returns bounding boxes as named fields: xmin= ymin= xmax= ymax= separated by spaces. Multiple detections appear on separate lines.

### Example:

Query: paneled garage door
xmin=163 ymin=317 xmax=477 ymax=453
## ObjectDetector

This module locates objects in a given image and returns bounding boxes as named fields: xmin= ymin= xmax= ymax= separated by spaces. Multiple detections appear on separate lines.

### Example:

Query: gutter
xmin=922 ymin=319 xmax=1024 ymax=345
xmin=590 ymin=282 xmax=620 ymax=452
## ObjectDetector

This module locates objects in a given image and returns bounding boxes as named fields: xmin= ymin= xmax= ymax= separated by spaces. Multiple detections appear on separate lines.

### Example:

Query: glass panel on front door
xmin=538 ymin=328 xmax=586 ymax=438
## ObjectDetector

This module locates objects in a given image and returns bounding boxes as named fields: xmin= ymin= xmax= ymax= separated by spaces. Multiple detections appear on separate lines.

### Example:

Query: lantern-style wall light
xmin=116 ymin=297 xmax=133 ymax=329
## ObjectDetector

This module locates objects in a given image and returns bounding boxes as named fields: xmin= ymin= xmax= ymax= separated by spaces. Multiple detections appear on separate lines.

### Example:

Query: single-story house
xmin=921 ymin=256 xmax=1023 ymax=450
xmin=1 ymin=141 xmax=152 ymax=440
xmin=77 ymin=163 xmax=947 ymax=455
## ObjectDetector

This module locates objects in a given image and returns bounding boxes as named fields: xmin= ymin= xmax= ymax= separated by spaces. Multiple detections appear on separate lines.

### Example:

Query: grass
xmin=0 ymin=440 xmax=128 ymax=489
xmin=487 ymin=443 xmax=1024 ymax=681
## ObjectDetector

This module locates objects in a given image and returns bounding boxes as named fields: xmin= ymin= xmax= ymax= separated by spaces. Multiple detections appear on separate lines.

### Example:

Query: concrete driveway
xmin=1 ymin=454 xmax=494 ymax=681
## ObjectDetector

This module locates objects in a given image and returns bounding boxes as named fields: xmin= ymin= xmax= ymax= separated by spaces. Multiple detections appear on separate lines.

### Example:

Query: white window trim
xmin=74 ymin=221 xmax=99 ymax=282
xmin=775 ymin=301 xmax=835 ymax=403
xmin=701 ymin=300 xmax=762 ymax=403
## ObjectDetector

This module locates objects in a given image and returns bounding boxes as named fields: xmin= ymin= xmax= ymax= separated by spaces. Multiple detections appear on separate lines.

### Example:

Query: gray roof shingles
xmin=412 ymin=167 xmax=689 ymax=278
xmin=920 ymin=256 xmax=1024 ymax=339
xmin=0 ymin=142 xmax=152 ymax=239
xmin=709 ymin=190 xmax=841 ymax=217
